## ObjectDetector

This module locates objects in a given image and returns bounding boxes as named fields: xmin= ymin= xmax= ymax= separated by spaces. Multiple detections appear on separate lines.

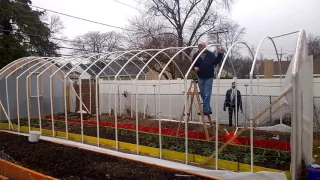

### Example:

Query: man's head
xmin=198 ymin=42 xmax=207 ymax=51
xmin=231 ymin=82 xmax=236 ymax=89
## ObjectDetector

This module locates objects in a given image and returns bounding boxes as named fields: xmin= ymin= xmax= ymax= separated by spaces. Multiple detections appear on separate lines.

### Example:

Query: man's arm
xmin=224 ymin=90 xmax=229 ymax=108
xmin=213 ymin=52 xmax=224 ymax=66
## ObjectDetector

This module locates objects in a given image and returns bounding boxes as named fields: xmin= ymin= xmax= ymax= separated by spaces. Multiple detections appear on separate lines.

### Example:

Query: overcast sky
xmin=32 ymin=0 xmax=320 ymax=59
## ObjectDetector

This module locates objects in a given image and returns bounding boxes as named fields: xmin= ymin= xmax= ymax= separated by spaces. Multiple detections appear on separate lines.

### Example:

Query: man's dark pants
xmin=228 ymin=104 xmax=240 ymax=126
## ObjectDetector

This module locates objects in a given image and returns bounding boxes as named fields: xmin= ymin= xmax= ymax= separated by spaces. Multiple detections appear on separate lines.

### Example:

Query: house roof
xmin=79 ymin=60 xmax=150 ymax=78
xmin=258 ymin=59 xmax=320 ymax=75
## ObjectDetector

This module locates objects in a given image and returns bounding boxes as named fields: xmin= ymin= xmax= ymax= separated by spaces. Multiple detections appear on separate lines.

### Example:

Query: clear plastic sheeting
xmin=254 ymin=124 xmax=292 ymax=132
xmin=281 ymin=30 xmax=314 ymax=179
xmin=2 ymin=130 xmax=287 ymax=180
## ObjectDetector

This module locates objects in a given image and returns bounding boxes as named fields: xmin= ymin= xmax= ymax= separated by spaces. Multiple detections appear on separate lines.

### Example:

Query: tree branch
xmin=187 ymin=0 xmax=214 ymax=46
xmin=181 ymin=0 xmax=202 ymax=28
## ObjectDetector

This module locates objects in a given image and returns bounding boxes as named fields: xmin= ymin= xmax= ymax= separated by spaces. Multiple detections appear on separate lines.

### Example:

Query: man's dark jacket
xmin=224 ymin=89 xmax=243 ymax=110
xmin=192 ymin=50 xmax=224 ymax=79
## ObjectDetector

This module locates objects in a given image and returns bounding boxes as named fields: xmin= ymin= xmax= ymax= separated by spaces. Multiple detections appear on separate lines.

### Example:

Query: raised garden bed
xmin=56 ymin=112 xmax=292 ymax=141
xmin=5 ymin=118 xmax=291 ymax=171
xmin=0 ymin=131 xmax=212 ymax=180
xmin=47 ymin=114 xmax=291 ymax=151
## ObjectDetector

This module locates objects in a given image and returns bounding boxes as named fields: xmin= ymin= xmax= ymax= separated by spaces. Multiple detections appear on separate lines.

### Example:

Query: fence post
xmin=244 ymin=84 xmax=248 ymax=124
xmin=269 ymin=95 xmax=272 ymax=123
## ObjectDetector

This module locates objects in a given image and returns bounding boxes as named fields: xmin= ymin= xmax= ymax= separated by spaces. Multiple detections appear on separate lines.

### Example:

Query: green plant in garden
xmin=203 ymin=148 xmax=213 ymax=157
xmin=3 ymin=118 xmax=291 ymax=170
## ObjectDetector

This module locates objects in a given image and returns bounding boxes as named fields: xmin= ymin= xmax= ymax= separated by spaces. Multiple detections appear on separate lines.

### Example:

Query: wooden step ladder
xmin=176 ymin=80 xmax=215 ymax=140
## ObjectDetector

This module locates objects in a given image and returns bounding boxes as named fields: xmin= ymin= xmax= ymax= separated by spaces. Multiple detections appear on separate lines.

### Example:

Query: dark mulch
xmin=0 ymin=132 xmax=211 ymax=180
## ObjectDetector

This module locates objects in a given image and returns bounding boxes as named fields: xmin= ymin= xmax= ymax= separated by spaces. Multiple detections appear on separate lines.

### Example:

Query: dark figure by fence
xmin=223 ymin=82 xmax=243 ymax=127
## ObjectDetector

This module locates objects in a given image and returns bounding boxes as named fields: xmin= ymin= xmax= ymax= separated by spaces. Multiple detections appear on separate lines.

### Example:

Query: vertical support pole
xmin=64 ymin=78 xmax=68 ymax=139
xmin=36 ymin=76 xmax=42 ymax=133
xmin=16 ymin=77 xmax=20 ymax=133
xmin=143 ymin=79 xmax=147 ymax=119
xmin=79 ymin=79 xmax=84 ymax=143
xmin=249 ymin=75 xmax=254 ymax=172
xmin=215 ymin=78 xmax=220 ymax=169
xmin=235 ymin=77 xmax=238 ymax=127
xmin=114 ymin=79 xmax=119 ymax=151
xmin=135 ymin=79 xmax=139 ymax=154
xmin=108 ymin=83 xmax=111 ymax=116
xmin=50 ymin=76 xmax=55 ymax=137
xmin=5 ymin=77 xmax=10 ymax=130
xmin=96 ymin=77 xmax=100 ymax=147
xmin=269 ymin=95 xmax=272 ymax=123
xmin=26 ymin=76 xmax=31 ymax=133
xmin=131 ymin=80 xmax=134 ymax=118
xmin=244 ymin=84 xmax=248 ymax=124
xmin=89 ymin=78 xmax=92 ymax=114
xmin=169 ymin=79 xmax=172 ymax=120
xmin=143 ymin=85 xmax=146 ymax=119
xmin=153 ymin=85 xmax=156 ymax=117
xmin=184 ymin=78 xmax=188 ymax=164
xmin=158 ymin=80 xmax=162 ymax=159
xmin=119 ymin=84 xmax=122 ymax=116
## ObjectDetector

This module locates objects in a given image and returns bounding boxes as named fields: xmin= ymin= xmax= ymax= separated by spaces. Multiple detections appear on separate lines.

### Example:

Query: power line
xmin=1 ymin=30 xmax=99 ymax=52
xmin=15 ymin=1 xmax=133 ymax=31
xmin=1 ymin=29 xmax=79 ymax=44
xmin=111 ymin=0 xmax=145 ymax=12
xmin=0 ymin=47 xmax=73 ymax=56
xmin=1 ymin=29 xmax=107 ymax=48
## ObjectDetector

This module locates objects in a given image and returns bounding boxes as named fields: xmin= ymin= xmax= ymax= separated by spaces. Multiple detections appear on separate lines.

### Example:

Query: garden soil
xmin=0 ymin=131 xmax=210 ymax=180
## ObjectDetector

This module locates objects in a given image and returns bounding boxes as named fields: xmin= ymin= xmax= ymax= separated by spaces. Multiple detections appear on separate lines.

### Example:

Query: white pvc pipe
xmin=216 ymin=42 xmax=254 ymax=169
xmin=36 ymin=57 xmax=75 ymax=137
xmin=158 ymin=80 xmax=162 ymax=159
xmin=26 ymin=58 xmax=54 ymax=132
xmin=5 ymin=57 xmax=36 ymax=132
xmin=95 ymin=76 xmax=100 ymax=146
xmin=135 ymin=78 xmax=139 ymax=154
xmin=4 ymin=57 xmax=38 ymax=124
xmin=16 ymin=58 xmax=45 ymax=128
xmin=183 ymin=78 xmax=188 ymax=164
xmin=49 ymin=55 xmax=94 ymax=139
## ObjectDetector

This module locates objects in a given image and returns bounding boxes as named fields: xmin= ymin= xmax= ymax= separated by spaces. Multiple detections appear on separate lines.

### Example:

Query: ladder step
xmin=182 ymin=91 xmax=201 ymax=94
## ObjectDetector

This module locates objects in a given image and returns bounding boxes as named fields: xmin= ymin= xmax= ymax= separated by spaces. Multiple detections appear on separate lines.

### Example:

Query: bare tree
xmin=211 ymin=20 xmax=246 ymax=56
xmin=308 ymin=34 xmax=320 ymax=59
xmin=208 ymin=20 xmax=246 ymax=78
xmin=137 ymin=0 xmax=234 ymax=78
xmin=41 ymin=13 xmax=65 ymax=45
xmin=71 ymin=31 xmax=123 ymax=54
xmin=48 ymin=15 xmax=64 ymax=35
xmin=126 ymin=15 xmax=179 ymax=79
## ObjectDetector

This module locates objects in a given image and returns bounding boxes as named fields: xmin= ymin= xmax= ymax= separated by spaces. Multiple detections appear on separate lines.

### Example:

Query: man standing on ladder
xmin=193 ymin=42 xmax=224 ymax=121
xmin=223 ymin=82 xmax=243 ymax=127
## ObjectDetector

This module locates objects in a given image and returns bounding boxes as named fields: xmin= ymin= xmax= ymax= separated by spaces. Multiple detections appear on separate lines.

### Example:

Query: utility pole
xmin=277 ymin=48 xmax=286 ymax=125
xmin=278 ymin=48 xmax=287 ymax=62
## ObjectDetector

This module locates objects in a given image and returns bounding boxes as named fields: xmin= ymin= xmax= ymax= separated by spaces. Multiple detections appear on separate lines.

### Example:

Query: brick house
xmin=258 ymin=59 xmax=320 ymax=78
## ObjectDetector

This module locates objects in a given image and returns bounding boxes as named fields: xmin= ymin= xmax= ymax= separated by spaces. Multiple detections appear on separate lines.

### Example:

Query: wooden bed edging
xmin=0 ymin=123 xmax=290 ymax=180
xmin=0 ymin=158 xmax=57 ymax=180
